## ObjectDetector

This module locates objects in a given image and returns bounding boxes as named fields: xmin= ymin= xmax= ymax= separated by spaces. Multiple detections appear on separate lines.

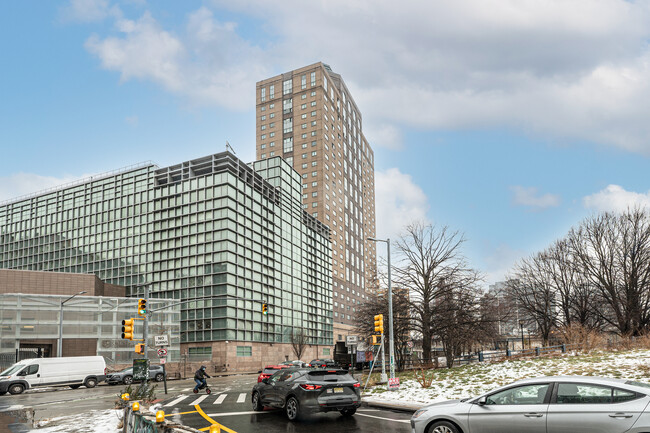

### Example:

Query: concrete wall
xmin=0 ymin=269 xmax=125 ymax=297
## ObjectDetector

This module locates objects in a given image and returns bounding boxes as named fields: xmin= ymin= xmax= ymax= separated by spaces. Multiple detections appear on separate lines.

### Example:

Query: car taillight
xmin=104 ymin=368 xmax=107 ymax=375
xmin=300 ymin=384 xmax=322 ymax=391
xmin=353 ymin=383 xmax=361 ymax=388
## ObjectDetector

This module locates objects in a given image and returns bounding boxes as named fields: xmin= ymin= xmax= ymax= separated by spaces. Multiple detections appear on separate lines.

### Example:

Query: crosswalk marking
xmin=190 ymin=395 xmax=210 ymax=405
xmin=214 ymin=394 xmax=227 ymax=404
xmin=237 ymin=393 xmax=247 ymax=403
xmin=165 ymin=395 xmax=188 ymax=407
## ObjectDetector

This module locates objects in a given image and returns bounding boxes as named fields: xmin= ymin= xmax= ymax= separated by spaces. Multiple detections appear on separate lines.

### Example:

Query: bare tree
xmin=290 ymin=329 xmax=308 ymax=360
xmin=392 ymin=222 xmax=468 ymax=363
xmin=353 ymin=290 xmax=412 ymax=371
xmin=568 ymin=208 xmax=650 ymax=336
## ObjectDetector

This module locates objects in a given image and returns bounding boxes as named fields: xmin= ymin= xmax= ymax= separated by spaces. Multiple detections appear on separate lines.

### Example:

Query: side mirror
xmin=258 ymin=370 xmax=262 ymax=374
xmin=477 ymin=396 xmax=487 ymax=406
xmin=262 ymin=378 xmax=269 ymax=384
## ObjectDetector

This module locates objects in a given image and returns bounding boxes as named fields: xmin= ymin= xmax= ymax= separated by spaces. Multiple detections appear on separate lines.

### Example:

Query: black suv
xmin=251 ymin=367 xmax=361 ymax=420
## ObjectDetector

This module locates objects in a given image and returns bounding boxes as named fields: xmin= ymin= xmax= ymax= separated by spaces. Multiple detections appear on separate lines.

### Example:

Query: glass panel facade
xmin=0 ymin=153 xmax=333 ymax=346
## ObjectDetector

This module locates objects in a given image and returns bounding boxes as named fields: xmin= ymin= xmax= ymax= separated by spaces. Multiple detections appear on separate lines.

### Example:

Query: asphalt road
xmin=159 ymin=374 xmax=412 ymax=433
xmin=0 ymin=374 xmax=413 ymax=432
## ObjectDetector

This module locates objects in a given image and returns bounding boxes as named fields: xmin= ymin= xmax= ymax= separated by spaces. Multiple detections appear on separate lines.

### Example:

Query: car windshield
xmin=308 ymin=371 xmax=353 ymax=382
xmin=263 ymin=368 xmax=280 ymax=374
xmin=0 ymin=364 xmax=26 ymax=376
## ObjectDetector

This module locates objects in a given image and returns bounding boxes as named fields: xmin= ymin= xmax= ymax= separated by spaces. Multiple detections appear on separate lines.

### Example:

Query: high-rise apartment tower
xmin=256 ymin=62 xmax=377 ymax=326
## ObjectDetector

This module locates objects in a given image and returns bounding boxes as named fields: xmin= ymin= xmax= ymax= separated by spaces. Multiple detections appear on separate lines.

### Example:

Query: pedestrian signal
xmin=372 ymin=335 xmax=381 ymax=345
xmin=374 ymin=314 xmax=384 ymax=334
xmin=135 ymin=343 xmax=145 ymax=355
xmin=121 ymin=318 xmax=134 ymax=340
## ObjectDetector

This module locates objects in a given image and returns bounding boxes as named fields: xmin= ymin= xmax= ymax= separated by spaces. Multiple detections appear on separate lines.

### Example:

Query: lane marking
xmin=356 ymin=413 xmax=410 ymax=424
xmin=214 ymin=394 xmax=227 ymax=404
xmin=236 ymin=393 xmax=247 ymax=403
xmin=165 ymin=395 xmax=188 ymax=407
xmin=194 ymin=405 xmax=237 ymax=433
xmin=206 ymin=411 xmax=272 ymax=417
xmin=190 ymin=395 xmax=210 ymax=405
xmin=357 ymin=409 xmax=381 ymax=412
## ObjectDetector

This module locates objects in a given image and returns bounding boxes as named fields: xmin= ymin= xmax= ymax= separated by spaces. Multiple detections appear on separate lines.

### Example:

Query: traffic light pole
xmin=143 ymin=286 xmax=149 ymax=387
xmin=386 ymin=239 xmax=395 ymax=380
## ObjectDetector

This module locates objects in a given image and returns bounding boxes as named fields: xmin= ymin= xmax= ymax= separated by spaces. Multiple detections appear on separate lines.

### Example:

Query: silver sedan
xmin=411 ymin=376 xmax=650 ymax=433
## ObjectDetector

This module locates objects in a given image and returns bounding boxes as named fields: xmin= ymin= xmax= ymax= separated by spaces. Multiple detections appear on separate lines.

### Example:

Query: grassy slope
xmin=364 ymin=349 xmax=650 ymax=404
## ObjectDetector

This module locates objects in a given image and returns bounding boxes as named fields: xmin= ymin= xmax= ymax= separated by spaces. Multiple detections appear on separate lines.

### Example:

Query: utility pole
xmin=143 ymin=286 xmax=149 ymax=386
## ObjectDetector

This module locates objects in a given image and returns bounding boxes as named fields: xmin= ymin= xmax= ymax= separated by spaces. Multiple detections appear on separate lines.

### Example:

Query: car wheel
xmin=340 ymin=407 xmax=356 ymax=416
xmin=285 ymin=396 xmax=300 ymax=421
xmin=428 ymin=421 xmax=460 ymax=433
xmin=123 ymin=376 xmax=133 ymax=385
xmin=84 ymin=378 xmax=98 ymax=388
xmin=69 ymin=384 xmax=81 ymax=389
xmin=8 ymin=384 xmax=25 ymax=395
xmin=252 ymin=392 xmax=263 ymax=411
xmin=155 ymin=373 xmax=164 ymax=382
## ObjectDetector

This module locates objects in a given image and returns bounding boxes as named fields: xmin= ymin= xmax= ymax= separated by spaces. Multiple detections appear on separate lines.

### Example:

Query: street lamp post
xmin=58 ymin=291 xmax=87 ymax=357
xmin=368 ymin=237 xmax=395 ymax=380
xmin=519 ymin=320 xmax=525 ymax=351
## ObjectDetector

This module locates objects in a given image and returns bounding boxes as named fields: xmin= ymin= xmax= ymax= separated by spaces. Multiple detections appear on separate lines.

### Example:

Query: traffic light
xmin=121 ymin=318 xmax=134 ymax=340
xmin=135 ymin=343 xmax=144 ymax=355
xmin=372 ymin=335 xmax=381 ymax=345
xmin=137 ymin=298 xmax=147 ymax=316
xmin=262 ymin=303 xmax=268 ymax=315
xmin=374 ymin=314 xmax=384 ymax=334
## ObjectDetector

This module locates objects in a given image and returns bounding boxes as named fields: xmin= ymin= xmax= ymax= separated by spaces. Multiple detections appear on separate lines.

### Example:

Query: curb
xmin=361 ymin=397 xmax=424 ymax=413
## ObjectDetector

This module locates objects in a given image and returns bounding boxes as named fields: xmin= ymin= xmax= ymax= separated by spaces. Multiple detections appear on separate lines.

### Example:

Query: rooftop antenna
xmin=226 ymin=141 xmax=236 ymax=155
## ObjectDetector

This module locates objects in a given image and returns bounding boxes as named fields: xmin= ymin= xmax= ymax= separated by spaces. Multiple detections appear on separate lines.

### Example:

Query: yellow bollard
xmin=155 ymin=410 xmax=165 ymax=423
xmin=209 ymin=425 xmax=220 ymax=433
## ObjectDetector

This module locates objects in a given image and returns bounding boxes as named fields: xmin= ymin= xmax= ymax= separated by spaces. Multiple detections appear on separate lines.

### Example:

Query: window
xmin=283 ymin=118 xmax=293 ymax=133
xmin=236 ymin=346 xmax=252 ymax=357
xmin=311 ymin=72 xmax=316 ymax=86
xmin=189 ymin=347 xmax=212 ymax=360
xmin=261 ymin=134 xmax=266 ymax=140
xmin=269 ymin=84 xmax=275 ymax=99
xmin=486 ymin=384 xmax=549 ymax=405
xmin=322 ymin=348 xmax=330 ymax=355
xmin=283 ymin=98 xmax=292 ymax=114
xmin=301 ymin=103 xmax=307 ymax=109
xmin=261 ymin=87 xmax=266 ymax=102
xmin=301 ymin=74 xmax=307 ymax=89
xmin=556 ymin=383 xmax=619 ymax=404
xmin=283 ymin=79 xmax=292 ymax=95
xmin=261 ymin=115 xmax=266 ymax=121
xmin=613 ymin=388 xmax=638 ymax=403
xmin=311 ymin=101 xmax=317 ymax=107
xmin=283 ymin=137 xmax=293 ymax=153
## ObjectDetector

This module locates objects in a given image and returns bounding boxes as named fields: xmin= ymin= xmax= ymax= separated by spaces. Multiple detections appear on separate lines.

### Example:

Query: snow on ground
xmin=34 ymin=409 xmax=121 ymax=432
xmin=365 ymin=349 xmax=650 ymax=405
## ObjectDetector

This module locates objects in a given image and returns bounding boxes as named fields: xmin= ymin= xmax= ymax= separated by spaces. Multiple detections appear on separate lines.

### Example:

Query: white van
xmin=0 ymin=356 xmax=106 ymax=395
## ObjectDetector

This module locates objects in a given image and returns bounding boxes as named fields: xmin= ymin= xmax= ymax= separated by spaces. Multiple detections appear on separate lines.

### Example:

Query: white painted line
xmin=237 ymin=393 xmax=247 ymax=403
xmin=164 ymin=395 xmax=188 ymax=407
xmin=182 ymin=388 xmax=193 ymax=392
xmin=190 ymin=395 xmax=209 ymax=405
xmin=356 ymin=413 xmax=410 ymax=424
xmin=214 ymin=394 xmax=227 ymax=404
xmin=357 ymin=409 xmax=381 ymax=412
xmin=206 ymin=411 xmax=272 ymax=417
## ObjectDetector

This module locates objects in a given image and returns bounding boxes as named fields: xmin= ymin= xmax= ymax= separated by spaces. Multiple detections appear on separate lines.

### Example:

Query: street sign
xmin=160 ymin=358 xmax=166 ymax=365
xmin=157 ymin=348 xmax=168 ymax=358
xmin=346 ymin=335 xmax=358 ymax=345
xmin=154 ymin=335 xmax=169 ymax=346
xmin=388 ymin=377 xmax=400 ymax=390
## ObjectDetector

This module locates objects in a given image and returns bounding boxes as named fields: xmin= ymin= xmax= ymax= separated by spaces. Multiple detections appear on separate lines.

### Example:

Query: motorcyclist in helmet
xmin=194 ymin=365 xmax=211 ymax=392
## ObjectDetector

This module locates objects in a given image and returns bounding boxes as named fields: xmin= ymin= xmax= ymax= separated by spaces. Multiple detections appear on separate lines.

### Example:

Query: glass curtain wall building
xmin=0 ymin=152 xmax=333 ymax=363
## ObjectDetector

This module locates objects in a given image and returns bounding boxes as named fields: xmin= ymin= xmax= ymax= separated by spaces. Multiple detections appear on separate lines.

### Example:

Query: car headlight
xmin=412 ymin=408 xmax=428 ymax=419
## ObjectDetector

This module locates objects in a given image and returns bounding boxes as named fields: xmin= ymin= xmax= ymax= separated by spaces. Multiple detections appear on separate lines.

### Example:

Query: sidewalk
xmin=361 ymin=395 xmax=425 ymax=413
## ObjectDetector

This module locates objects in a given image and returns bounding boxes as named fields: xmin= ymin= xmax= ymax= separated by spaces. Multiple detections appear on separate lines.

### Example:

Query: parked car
xmin=307 ymin=359 xmax=337 ymax=368
xmin=105 ymin=365 xmax=166 ymax=385
xmin=280 ymin=360 xmax=306 ymax=368
xmin=257 ymin=365 xmax=291 ymax=383
xmin=411 ymin=376 xmax=650 ymax=433
xmin=251 ymin=367 xmax=361 ymax=420
xmin=0 ymin=356 xmax=106 ymax=395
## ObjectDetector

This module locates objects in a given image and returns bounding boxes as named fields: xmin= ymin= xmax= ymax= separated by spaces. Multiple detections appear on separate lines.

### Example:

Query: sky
xmin=2 ymin=0 xmax=650 ymax=286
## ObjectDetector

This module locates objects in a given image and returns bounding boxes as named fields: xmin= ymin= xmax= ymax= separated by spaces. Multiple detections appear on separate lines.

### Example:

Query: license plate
xmin=334 ymin=387 xmax=344 ymax=393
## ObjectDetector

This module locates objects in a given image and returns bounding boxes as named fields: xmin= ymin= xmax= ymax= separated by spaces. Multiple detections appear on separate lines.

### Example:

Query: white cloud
xmin=481 ymin=243 xmax=528 ymax=286
xmin=0 ymin=173 xmax=87 ymax=203
xmin=61 ymin=0 xmax=119 ymax=23
xmin=583 ymin=184 xmax=650 ymax=212
xmin=374 ymin=168 xmax=429 ymax=241
xmin=511 ymin=186 xmax=560 ymax=210
xmin=84 ymin=7 xmax=270 ymax=110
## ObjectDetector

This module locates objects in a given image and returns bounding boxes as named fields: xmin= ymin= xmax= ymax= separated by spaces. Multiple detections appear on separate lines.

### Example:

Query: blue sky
xmin=2 ymin=0 xmax=650 ymax=285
